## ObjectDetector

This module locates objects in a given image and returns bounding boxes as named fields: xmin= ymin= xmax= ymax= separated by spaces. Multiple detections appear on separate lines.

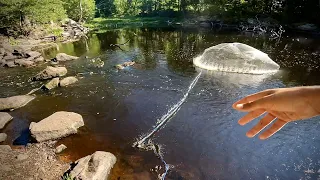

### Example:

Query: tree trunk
xmin=79 ymin=0 xmax=83 ymax=23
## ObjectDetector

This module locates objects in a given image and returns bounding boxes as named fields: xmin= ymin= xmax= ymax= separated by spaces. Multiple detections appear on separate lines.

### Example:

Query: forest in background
xmin=0 ymin=0 xmax=319 ymax=36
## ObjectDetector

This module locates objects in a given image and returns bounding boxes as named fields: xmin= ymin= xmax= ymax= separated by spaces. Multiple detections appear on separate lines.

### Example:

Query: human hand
xmin=232 ymin=86 xmax=320 ymax=140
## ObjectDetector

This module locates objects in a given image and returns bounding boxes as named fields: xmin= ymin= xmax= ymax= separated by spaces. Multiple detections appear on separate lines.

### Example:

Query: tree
xmin=63 ymin=0 xmax=96 ymax=22
xmin=0 ymin=0 xmax=66 ymax=34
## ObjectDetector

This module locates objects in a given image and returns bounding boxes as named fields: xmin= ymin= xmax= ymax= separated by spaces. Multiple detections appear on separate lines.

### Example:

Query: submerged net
xmin=193 ymin=43 xmax=280 ymax=74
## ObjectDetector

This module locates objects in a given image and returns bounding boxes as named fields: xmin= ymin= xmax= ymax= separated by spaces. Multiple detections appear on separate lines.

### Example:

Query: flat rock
xmin=43 ymin=78 xmax=60 ymax=90
xmin=29 ymin=111 xmax=84 ymax=142
xmin=25 ymin=51 xmax=41 ymax=60
xmin=15 ymin=59 xmax=35 ymax=67
xmin=3 ymin=54 xmax=16 ymax=61
xmin=0 ymin=145 xmax=11 ymax=151
xmin=69 ymin=151 xmax=116 ymax=180
xmin=32 ymin=66 xmax=67 ymax=81
xmin=59 ymin=76 xmax=78 ymax=87
xmin=3 ymin=60 xmax=17 ymax=68
xmin=33 ymin=56 xmax=44 ymax=62
xmin=55 ymin=144 xmax=67 ymax=154
xmin=0 ymin=95 xmax=35 ymax=111
xmin=0 ymin=133 xmax=7 ymax=142
xmin=0 ymin=112 xmax=13 ymax=129
xmin=56 ymin=53 xmax=78 ymax=61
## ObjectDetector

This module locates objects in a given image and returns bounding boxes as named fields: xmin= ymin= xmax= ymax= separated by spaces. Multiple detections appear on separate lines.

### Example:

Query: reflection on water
xmin=1 ymin=27 xmax=320 ymax=179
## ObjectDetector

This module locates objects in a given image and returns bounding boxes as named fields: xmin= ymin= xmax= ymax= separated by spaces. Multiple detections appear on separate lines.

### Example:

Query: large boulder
xmin=32 ymin=66 xmax=67 ymax=81
xmin=0 ymin=95 xmax=35 ymax=111
xmin=0 ymin=112 xmax=13 ymax=129
xmin=69 ymin=151 xmax=116 ymax=180
xmin=29 ymin=111 xmax=84 ymax=142
xmin=43 ymin=78 xmax=60 ymax=90
xmin=59 ymin=76 xmax=78 ymax=87
xmin=56 ymin=53 xmax=78 ymax=61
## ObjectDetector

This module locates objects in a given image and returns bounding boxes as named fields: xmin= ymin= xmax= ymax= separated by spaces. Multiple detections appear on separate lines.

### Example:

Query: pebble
xmin=55 ymin=144 xmax=67 ymax=154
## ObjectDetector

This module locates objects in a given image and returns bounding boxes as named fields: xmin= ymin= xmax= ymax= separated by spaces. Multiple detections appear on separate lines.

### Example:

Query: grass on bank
xmin=85 ymin=17 xmax=179 ymax=30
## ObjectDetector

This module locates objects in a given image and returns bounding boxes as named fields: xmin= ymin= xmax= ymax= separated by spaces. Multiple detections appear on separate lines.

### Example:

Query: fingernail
xmin=236 ymin=104 xmax=243 ymax=109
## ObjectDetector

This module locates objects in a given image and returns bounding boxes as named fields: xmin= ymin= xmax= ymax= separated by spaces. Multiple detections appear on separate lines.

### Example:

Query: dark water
xmin=1 ymin=27 xmax=320 ymax=179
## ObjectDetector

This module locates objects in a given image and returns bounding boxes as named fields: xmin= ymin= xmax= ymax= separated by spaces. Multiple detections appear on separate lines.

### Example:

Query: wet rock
xmin=56 ymin=53 xmax=78 ymax=61
xmin=123 ymin=61 xmax=135 ymax=67
xmin=14 ymin=59 xmax=35 ymax=67
xmin=43 ymin=78 xmax=60 ymax=90
xmin=0 ymin=95 xmax=35 ymax=111
xmin=29 ymin=111 xmax=84 ymax=142
xmin=16 ymin=154 xmax=29 ymax=161
xmin=69 ymin=151 xmax=116 ymax=180
xmin=115 ymin=64 xmax=124 ymax=70
xmin=297 ymin=24 xmax=318 ymax=31
xmin=55 ymin=144 xmax=67 ymax=154
xmin=59 ymin=76 xmax=78 ymax=87
xmin=32 ymin=66 xmax=67 ymax=81
xmin=0 ymin=133 xmax=7 ymax=142
xmin=0 ymin=112 xmax=13 ymax=130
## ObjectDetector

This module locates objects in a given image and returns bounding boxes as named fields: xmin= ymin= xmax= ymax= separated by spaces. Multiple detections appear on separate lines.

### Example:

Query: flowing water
xmin=1 ymin=27 xmax=320 ymax=179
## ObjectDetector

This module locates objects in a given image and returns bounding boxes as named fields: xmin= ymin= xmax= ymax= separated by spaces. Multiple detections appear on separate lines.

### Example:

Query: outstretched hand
xmin=233 ymin=86 xmax=320 ymax=140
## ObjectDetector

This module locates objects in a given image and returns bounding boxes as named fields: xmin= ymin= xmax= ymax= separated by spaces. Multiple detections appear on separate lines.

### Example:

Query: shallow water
xmin=1 ymin=27 xmax=320 ymax=179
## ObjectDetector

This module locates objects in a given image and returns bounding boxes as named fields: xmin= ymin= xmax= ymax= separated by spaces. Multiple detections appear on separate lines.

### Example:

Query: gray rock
xmin=59 ymin=76 xmax=78 ymax=87
xmin=0 ymin=145 xmax=11 ymax=151
xmin=3 ymin=54 xmax=16 ymax=61
xmin=56 ymin=53 xmax=78 ymax=61
xmin=43 ymin=77 xmax=60 ymax=90
xmin=0 ymin=133 xmax=7 ymax=142
xmin=32 ymin=66 xmax=67 ymax=81
xmin=69 ymin=151 xmax=116 ymax=180
xmin=55 ymin=144 xmax=67 ymax=154
xmin=26 ymin=51 xmax=41 ymax=60
xmin=0 ymin=95 xmax=35 ymax=111
xmin=0 ymin=112 xmax=13 ymax=129
xmin=0 ymin=48 xmax=5 ymax=55
xmin=33 ymin=56 xmax=44 ymax=62
xmin=3 ymin=60 xmax=17 ymax=68
xmin=15 ymin=59 xmax=35 ymax=67
xmin=16 ymin=154 xmax=29 ymax=161
xmin=29 ymin=111 xmax=84 ymax=142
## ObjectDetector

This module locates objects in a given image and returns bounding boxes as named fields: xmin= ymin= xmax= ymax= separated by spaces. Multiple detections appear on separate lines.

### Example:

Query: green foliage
xmin=63 ymin=0 xmax=96 ymax=22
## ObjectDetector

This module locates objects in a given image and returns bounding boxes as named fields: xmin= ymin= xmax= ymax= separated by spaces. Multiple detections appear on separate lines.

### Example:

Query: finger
xmin=259 ymin=119 xmax=288 ymax=140
xmin=238 ymin=109 xmax=266 ymax=125
xmin=232 ymin=89 xmax=274 ymax=109
xmin=246 ymin=113 xmax=276 ymax=138
xmin=235 ymin=96 xmax=272 ymax=112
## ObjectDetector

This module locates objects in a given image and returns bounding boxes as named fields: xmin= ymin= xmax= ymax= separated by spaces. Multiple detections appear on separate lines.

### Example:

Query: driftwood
xmin=110 ymin=40 xmax=130 ymax=51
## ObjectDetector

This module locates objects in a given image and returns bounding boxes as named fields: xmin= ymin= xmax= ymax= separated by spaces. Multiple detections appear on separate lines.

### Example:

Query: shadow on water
xmin=1 ymin=27 xmax=320 ymax=179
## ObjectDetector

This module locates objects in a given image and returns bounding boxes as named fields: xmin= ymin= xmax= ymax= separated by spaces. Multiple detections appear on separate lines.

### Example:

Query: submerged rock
xmin=0 ymin=95 xmax=35 ymax=111
xmin=29 ymin=111 xmax=84 ymax=142
xmin=0 ymin=112 xmax=13 ymax=130
xmin=56 ymin=53 xmax=78 ymax=61
xmin=0 ymin=133 xmax=7 ymax=142
xmin=115 ymin=64 xmax=124 ymax=70
xmin=69 ymin=151 xmax=116 ymax=180
xmin=32 ymin=66 xmax=67 ymax=81
xmin=123 ymin=61 xmax=135 ymax=67
xmin=43 ymin=78 xmax=60 ymax=90
xmin=55 ymin=144 xmax=67 ymax=154
xmin=59 ymin=76 xmax=78 ymax=87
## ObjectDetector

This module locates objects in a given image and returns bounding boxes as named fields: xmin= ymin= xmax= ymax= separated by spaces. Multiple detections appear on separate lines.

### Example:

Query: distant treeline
xmin=96 ymin=0 xmax=320 ymax=24
xmin=0 ymin=0 xmax=319 ymax=36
